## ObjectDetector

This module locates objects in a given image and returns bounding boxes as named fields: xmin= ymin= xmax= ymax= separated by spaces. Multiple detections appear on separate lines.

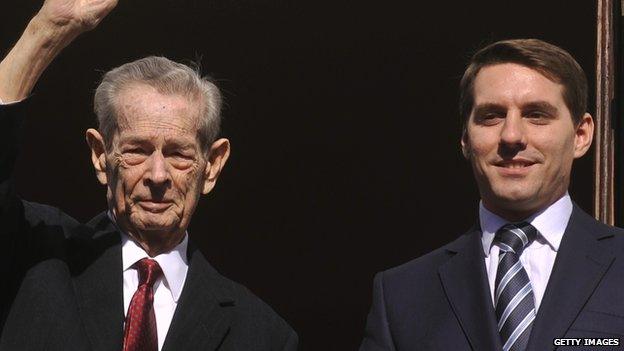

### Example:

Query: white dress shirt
xmin=480 ymin=193 xmax=572 ymax=311
xmin=121 ymin=232 xmax=189 ymax=351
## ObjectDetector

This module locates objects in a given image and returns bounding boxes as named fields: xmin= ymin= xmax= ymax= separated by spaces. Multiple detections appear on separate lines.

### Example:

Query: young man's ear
xmin=461 ymin=129 xmax=471 ymax=159
xmin=202 ymin=138 xmax=231 ymax=194
xmin=573 ymin=113 xmax=594 ymax=159
xmin=85 ymin=128 xmax=108 ymax=185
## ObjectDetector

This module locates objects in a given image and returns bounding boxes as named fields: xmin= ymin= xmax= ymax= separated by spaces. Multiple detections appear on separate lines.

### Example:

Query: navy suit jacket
xmin=360 ymin=205 xmax=624 ymax=351
xmin=0 ymin=101 xmax=298 ymax=350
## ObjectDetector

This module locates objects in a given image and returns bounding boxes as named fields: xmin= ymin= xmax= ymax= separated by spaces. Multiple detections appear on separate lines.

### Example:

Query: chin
xmin=488 ymin=181 xmax=537 ymax=203
xmin=491 ymin=192 xmax=541 ymax=213
xmin=130 ymin=213 xmax=180 ymax=233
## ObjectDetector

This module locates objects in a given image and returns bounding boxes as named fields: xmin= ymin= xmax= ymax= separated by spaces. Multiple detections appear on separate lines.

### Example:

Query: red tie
xmin=122 ymin=258 xmax=163 ymax=351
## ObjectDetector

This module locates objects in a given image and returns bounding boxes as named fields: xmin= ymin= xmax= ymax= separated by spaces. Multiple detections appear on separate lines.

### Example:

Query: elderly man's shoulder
xmin=21 ymin=200 xmax=81 ymax=234
xmin=221 ymin=275 xmax=297 ymax=347
xmin=186 ymin=250 xmax=298 ymax=349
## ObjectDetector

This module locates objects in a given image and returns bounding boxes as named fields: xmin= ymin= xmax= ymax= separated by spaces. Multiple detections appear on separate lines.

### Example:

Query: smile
xmin=495 ymin=160 xmax=536 ymax=168
xmin=493 ymin=159 xmax=537 ymax=176
xmin=137 ymin=200 xmax=173 ymax=213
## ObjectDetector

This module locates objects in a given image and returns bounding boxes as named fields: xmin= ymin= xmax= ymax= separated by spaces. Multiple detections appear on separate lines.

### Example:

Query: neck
xmin=111 ymin=214 xmax=186 ymax=256
xmin=482 ymin=193 xmax=567 ymax=223
xmin=483 ymin=206 xmax=534 ymax=222
xmin=126 ymin=229 xmax=186 ymax=257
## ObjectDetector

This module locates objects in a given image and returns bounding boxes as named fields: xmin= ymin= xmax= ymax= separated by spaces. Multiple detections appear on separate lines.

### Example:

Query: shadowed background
xmin=1 ymin=1 xmax=596 ymax=349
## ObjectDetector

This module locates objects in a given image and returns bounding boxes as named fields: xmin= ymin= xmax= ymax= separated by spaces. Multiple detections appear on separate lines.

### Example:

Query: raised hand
xmin=37 ymin=0 xmax=119 ymax=34
xmin=0 ymin=0 xmax=119 ymax=101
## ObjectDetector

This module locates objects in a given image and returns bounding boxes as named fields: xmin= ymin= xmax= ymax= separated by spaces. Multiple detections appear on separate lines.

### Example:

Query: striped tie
xmin=494 ymin=222 xmax=537 ymax=351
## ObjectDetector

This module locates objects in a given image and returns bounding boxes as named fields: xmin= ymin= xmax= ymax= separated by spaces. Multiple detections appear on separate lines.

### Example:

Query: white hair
xmin=94 ymin=56 xmax=222 ymax=152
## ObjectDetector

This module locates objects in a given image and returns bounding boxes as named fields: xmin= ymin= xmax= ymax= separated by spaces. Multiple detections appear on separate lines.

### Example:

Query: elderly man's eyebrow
xmin=164 ymin=136 xmax=197 ymax=148
xmin=117 ymin=135 xmax=196 ymax=146
xmin=117 ymin=135 xmax=144 ymax=143
xmin=117 ymin=136 xmax=150 ymax=145
xmin=164 ymin=142 xmax=197 ymax=152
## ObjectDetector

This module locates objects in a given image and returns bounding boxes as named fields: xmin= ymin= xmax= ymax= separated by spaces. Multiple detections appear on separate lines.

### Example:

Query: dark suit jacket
xmin=0 ymin=102 xmax=298 ymax=350
xmin=360 ymin=205 xmax=624 ymax=351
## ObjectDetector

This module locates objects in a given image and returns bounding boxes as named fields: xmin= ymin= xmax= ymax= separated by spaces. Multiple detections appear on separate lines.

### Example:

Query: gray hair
xmin=94 ymin=56 xmax=222 ymax=152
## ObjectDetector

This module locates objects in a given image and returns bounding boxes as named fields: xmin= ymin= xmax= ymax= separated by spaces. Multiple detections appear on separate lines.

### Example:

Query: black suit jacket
xmin=360 ymin=205 xmax=624 ymax=351
xmin=0 ymin=102 xmax=297 ymax=350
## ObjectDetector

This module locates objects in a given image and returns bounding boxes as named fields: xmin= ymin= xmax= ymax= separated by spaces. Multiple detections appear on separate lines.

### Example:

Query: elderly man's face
xmin=461 ymin=63 xmax=593 ymax=221
xmin=87 ymin=83 xmax=229 ymax=254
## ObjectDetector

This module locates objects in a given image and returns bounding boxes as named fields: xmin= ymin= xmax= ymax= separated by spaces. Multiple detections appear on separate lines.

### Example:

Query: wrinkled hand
xmin=0 ymin=0 xmax=119 ymax=101
xmin=37 ymin=0 xmax=118 ymax=34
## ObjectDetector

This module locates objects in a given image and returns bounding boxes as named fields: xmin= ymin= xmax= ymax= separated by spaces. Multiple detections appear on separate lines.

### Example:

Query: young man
xmin=360 ymin=39 xmax=624 ymax=351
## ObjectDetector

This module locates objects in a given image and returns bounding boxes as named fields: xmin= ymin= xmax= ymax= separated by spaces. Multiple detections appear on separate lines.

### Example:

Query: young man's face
xmin=461 ymin=63 xmax=593 ymax=221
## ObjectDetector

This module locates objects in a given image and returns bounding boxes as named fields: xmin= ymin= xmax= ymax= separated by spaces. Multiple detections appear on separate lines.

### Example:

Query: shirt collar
xmin=479 ymin=193 xmax=573 ymax=257
xmin=108 ymin=212 xmax=189 ymax=302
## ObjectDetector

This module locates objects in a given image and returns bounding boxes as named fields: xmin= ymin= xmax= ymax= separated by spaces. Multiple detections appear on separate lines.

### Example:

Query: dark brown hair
xmin=459 ymin=39 xmax=588 ymax=129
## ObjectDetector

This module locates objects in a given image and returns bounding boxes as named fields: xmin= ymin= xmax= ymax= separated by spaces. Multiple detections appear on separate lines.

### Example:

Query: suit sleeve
xmin=0 ymin=101 xmax=24 ymax=181
xmin=359 ymin=272 xmax=397 ymax=351
xmin=0 ymin=100 xmax=31 ymax=325
xmin=0 ymin=100 xmax=79 ymax=326
xmin=0 ymin=98 xmax=78 ymax=239
xmin=0 ymin=101 xmax=28 ymax=243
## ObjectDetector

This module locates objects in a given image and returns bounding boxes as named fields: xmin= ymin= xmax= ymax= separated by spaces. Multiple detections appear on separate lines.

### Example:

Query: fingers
xmin=36 ymin=0 xmax=120 ymax=34
xmin=80 ymin=0 xmax=120 ymax=31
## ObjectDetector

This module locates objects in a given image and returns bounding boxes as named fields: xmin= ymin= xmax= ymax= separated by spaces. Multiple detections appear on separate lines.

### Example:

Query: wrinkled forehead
xmin=114 ymin=83 xmax=203 ymax=140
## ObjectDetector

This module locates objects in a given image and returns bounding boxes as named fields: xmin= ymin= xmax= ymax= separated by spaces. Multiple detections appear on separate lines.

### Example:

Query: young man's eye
xmin=475 ymin=113 xmax=504 ymax=125
xmin=525 ymin=110 xmax=553 ymax=124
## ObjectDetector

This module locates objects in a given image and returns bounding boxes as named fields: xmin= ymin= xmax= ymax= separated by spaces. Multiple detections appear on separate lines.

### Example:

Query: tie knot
xmin=135 ymin=258 xmax=162 ymax=288
xmin=494 ymin=222 xmax=537 ymax=255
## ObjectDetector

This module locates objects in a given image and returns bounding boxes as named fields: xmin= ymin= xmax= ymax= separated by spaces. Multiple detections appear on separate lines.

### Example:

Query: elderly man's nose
xmin=145 ymin=152 xmax=171 ymax=185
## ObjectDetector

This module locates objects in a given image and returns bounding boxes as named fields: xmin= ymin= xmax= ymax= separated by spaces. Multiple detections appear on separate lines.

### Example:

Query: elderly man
xmin=360 ymin=39 xmax=624 ymax=351
xmin=0 ymin=0 xmax=296 ymax=350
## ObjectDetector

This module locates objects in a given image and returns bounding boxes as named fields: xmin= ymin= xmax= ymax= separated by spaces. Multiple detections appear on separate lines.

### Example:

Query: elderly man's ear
xmin=85 ymin=128 xmax=108 ymax=185
xmin=202 ymin=138 xmax=231 ymax=194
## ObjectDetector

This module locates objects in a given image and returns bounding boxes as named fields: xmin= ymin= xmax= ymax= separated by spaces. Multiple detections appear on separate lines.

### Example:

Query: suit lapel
xmin=162 ymin=242 xmax=235 ymax=351
xmin=527 ymin=205 xmax=615 ymax=350
xmin=70 ymin=213 xmax=125 ymax=351
xmin=438 ymin=227 xmax=502 ymax=351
